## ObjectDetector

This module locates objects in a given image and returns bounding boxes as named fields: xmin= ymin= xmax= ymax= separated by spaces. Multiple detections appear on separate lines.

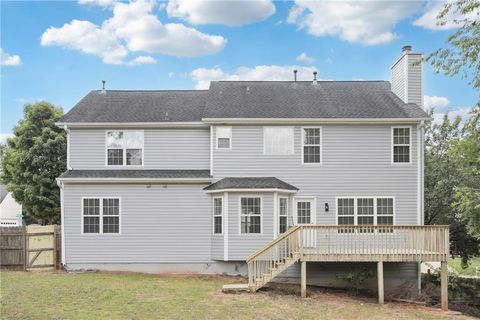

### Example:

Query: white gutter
xmin=55 ymin=122 xmax=208 ymax=129
xmin=57 ymin=177 xmax=212 ymax=184
xmin=205 ymin=188 xmax=298 ymax=194
xmin=201 ymin=118 xmax=432 ymax=125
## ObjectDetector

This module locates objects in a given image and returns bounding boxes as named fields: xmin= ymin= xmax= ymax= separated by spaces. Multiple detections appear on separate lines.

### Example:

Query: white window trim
xmin=216 ymin=126 xmax=232 ymax=150
xmin=81 ymin=197 xmax=122 ymax=235
xmin=293 ymin=196 xmax=317 ymax=224
xmin=335 ymin=196 xmax=396 ymax=227
xmin=238 ymin=195 xmax=263 ymax=235
xmin=263 ymin=126 xmax=295 ymax=155
xmin=105 ymin=130 xmax=145 ymax=167
xmin=391 ymin=126 xmax=412 ymax=165
xmin=301 ymin=126 xmax=322 ymax=165
xmin=278 ymin=196 xmax=289 ymax=234
xmin=212 ymin=196 xmax=223 ymax=236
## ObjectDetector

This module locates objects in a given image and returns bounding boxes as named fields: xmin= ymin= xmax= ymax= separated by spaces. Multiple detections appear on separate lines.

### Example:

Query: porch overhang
xmin=203 ymin=177 xmax=298 ymax=194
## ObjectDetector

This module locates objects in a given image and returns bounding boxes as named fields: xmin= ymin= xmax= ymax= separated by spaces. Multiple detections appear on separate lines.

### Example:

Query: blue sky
xmin=1 ymin=0 xmax=478 ymax=140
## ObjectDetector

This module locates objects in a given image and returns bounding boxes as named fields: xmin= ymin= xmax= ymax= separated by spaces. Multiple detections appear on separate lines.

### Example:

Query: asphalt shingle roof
xmin=60 ymin=90 xmax=207 ymax=123
xmin=204 ymin=81 xmax=429 ymax=119
xmin=59 ymin=81 xmax=429 ymax=123
xmin=203 ymin=177 xmax=298 ymax=191
xmin=59 ymin=170 xmax=211 ymax=179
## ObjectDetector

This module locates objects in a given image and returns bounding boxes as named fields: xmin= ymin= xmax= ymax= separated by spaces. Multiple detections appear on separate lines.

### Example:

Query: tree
xmin=451 ymin=106 xmax=480 ymax=240
xmin=424 ymin=109 xmax=480 ymax=265
xmin=425 ymin=0 xmax=480 ymax=90
xmin=1 ymin=102 xmax=66 ymax=224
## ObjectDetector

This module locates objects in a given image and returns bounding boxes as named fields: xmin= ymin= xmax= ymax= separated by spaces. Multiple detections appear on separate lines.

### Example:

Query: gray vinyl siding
xmin=407 ymin=54 xmax=423 ymax=107
xmin=391 ymin=53 xmax=423 ymax=107
xmin=227 ymin=193 xmax=274 ymax=260
xmin=63 ymin=184 xmax=212 ymax=264
xmin=69 ymin=128 xmax=210 ymax=170
xmin=274 ymin=262 xmax=418 ymax=290
xmin=391 ymin=57 xmax=406 ymax=102
xmin=213 ymin=125 xmax=419 ymax=228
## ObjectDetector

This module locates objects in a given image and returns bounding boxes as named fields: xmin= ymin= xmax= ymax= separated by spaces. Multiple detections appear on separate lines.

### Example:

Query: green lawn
xmin=449 ymin=257 xmax=480 ymax=276
xmin=0 ymin=271 xmax=473 ymax=320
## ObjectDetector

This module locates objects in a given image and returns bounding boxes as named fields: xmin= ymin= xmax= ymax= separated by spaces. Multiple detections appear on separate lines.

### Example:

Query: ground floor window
xmin=240 ymin=197 xmax=261 ymax=234
xmin=213 ymin=197 xmax=223 ymax=234
xmin=279 ymin=197 xmax=288 ymax=234
xmin=337 ymin=197 xmax=394 ymax=232
xmin=82 ymin=197 xmax=120 ymax=234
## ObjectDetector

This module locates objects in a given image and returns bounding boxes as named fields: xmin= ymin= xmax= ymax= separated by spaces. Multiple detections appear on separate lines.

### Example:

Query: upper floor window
xmin=240 ymin=197 xmax=261 ymax=234
xmin=392 ymin=127 xmax=410 ymax=163
xmin=106 ymin=131 xmax=143 ymax=166
xmin=83 ymin=198 xmax=120 ymax=234
xmin=264 ymin=127 xmax=294 ymax=155
xmin=216 ymin=126 xmax=232 ymax=149
xmin=302 ymin=127 xmax=321 ymax=164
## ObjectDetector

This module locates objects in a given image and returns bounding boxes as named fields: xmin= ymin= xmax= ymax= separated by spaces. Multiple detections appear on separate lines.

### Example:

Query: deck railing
xmin=246 ymin=225 xmax=449 ymax=290
xmin=298 ymin=225 xmax=449 ymax=262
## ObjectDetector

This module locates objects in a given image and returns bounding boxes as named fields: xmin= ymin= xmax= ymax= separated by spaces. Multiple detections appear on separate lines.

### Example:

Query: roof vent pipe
xmin=312 ymin=71 xmax=318 ymax=85
xmin=164 ymin=112 xmax=169 ymax=121
xmin=100 ymin=80 xmax=106 ymax=94
xmin=293 ymin=69 xmax=298 ymax=82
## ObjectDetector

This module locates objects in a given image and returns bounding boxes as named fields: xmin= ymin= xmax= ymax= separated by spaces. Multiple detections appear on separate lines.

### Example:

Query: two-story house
xmin=56 ymin=46 xmax=449 ymax=305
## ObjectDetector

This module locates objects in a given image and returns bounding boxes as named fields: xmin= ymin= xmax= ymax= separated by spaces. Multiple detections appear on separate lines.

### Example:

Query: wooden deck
xmin=245 ymin=225 xmax=450 ymax=310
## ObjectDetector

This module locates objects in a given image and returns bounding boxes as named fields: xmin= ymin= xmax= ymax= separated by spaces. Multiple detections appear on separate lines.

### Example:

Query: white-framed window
xmin=82 ymin=197 xmax=120 ymax=234
xmin=294 ymin=197 xmax=316 ymax=224
xmin=264 ymin=127 xmax=294 ymax=155
xmin=279 ymin=197 xmax=288 ymax=234
xmin=240 ymin=197 xmax=261 ymax=234
xmin=216 ymin=126 xmax=232 ymax=149
xmin=392 ymin=127 xmax=411 ymax=164
xmin=213 ymin=197 xmax=223 ymax=235
xmin=336 ymin=197 xmax=395 ymax=232
xmin=302 ymin=127 xmax=322 ymax=164
xmin=106 ymin=131 xmax=144 ymax=166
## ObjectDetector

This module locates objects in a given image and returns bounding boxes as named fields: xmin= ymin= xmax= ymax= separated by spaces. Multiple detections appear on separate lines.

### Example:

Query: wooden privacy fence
xmin=0 ymin=225 xmax=61 ymax=270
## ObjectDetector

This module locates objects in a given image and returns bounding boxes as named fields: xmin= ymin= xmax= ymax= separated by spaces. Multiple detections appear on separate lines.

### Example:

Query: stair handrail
xmin=246 ymin=225 xmax=301 ymax=262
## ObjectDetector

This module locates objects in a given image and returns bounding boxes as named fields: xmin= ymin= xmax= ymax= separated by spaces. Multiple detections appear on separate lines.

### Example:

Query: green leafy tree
xmin=424 ymin=109 xmax=480 ymax=265
xmin=451 ymin=106 xmax=480 ymax=240
xmin=426 ymin=0 xmax=480 ymax=90
xmin=1 ymin=102 xmax=66 ymax=224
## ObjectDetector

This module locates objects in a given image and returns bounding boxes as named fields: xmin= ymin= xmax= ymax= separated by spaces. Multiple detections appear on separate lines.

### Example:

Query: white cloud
xmin=41 ymin=19 xmax=129 ymax=64
xmin=0 ymin=49 xmax=22 ymax=66
xmin=413 ymin=1 xmax=480 ymax=31
xmin=41 ymin=0 xmax=226 ymax=65
xmin=424 ymin=95 xmax=450 ymax=110
xmin=296 ymin=52 xmax=314 ymax=64
xmin=78 ymin=0 xmax=116 ymax=7
xmin=168 ymin=72 xmax=175 ymax=78
xmin=287 ymin=0 xmax=420 ymax=45
xmin=191 ymin=65 xmax=321 ymax=89
xmin=166 ymin=0 xmax=275 ymax=26
xmin=127 ymin=56 xmax=157 ymax=66
xmin=0 ymin=133 xmax=13 ymax=144
xmin=433 ymin=107 xmax=473 ymax=124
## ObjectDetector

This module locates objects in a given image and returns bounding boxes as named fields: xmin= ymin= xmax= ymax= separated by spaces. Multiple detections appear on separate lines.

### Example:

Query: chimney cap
xmin=402 ymin=45 xmax=412 ymax=52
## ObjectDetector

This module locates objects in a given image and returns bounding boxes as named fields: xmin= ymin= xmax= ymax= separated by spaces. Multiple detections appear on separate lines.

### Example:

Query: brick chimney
xmin=391 ymin=45 xmax=423 ymax=108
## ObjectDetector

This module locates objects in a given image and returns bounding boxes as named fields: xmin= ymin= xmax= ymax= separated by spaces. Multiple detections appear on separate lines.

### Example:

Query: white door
xmin=294 ymin=198 xmax=316 ymax=247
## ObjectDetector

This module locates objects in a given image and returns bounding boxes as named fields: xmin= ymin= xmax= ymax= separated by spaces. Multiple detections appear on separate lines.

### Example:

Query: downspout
xmin=56 ymin=180 xmax=66 ymax=266
xmin=417 ymin=120 xmax=426 ymax=292
xmin=64 ymin=125 xmax=72 ymax=170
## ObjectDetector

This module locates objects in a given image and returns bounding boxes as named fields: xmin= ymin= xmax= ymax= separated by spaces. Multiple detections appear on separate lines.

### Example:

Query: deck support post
xmin=377 ymin=261 xmax=384 ymax=305
xmin=301 ymin=260 xmax=306 ymax=298
xmin=441 ymin=261 xmax=448 ymax=311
